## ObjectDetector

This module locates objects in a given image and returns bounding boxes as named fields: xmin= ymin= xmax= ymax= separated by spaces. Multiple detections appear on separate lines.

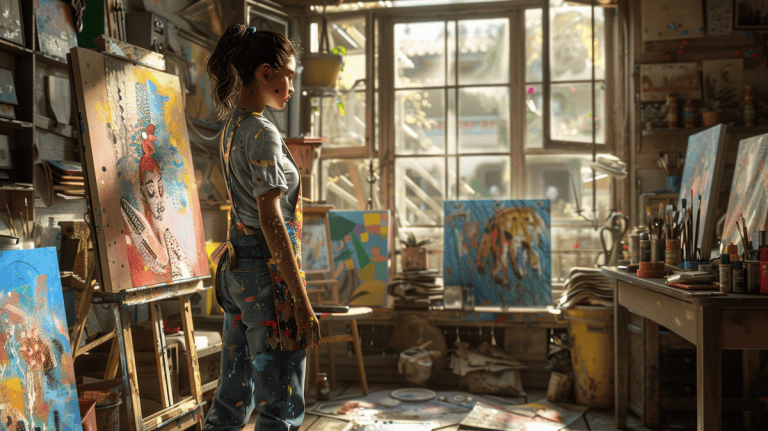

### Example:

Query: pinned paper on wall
xmin=642 ymin=0 xmax=705 ymax=41
xmin=70 ymin=47 xmax=210 ymax=292
xmin=444 ymin=200 xmax=551 ymax=307
xmin=0 ymin=247 xmax=83 ymax=431
xmin=706 ymin=0 xmax=733 ymax=36
xmin=329 ymin=210 xmax=390 ymax=306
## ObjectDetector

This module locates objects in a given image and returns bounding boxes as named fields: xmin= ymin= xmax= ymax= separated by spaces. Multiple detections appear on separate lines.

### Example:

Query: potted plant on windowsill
xmin=400 ymin=232 xmax=432 ymax=272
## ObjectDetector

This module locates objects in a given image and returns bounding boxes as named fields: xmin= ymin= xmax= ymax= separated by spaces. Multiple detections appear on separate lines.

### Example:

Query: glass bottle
xmin=683 ymin=100 xmax=695 ymax=128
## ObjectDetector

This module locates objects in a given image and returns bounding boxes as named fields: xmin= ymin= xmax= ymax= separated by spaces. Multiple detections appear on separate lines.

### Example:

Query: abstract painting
xmin=329 ymin=210 xmax=390 ymax=306
xmin=639 ymin=63 xmax=701 ymax=102
xmin=303 ymin=215 xmax=331 ymax=273
xmin=722 ymin=133 xmax=768 ymax=255
xmin=678 ymin=124 xmax=728 ymax=258
xmin=34 ymin=0 xmax=77 ymax=61
xmin=0 ymin=247 xmax=83 ymax=431
xmin=70 ymin=47 xmax=209 ymax=292
xmin=0 ymin=0 xmax=23 ymax=46
xmin=444 ymin=200 xmax=551 ymax=307
xmin=177 ymin=34 xmax=218 ymax=128
xmin=641 ymin=0 xmax=705 ymax=41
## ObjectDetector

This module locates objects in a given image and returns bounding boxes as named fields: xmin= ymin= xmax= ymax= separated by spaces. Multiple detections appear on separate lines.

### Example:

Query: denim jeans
xmin=203 ymin=235 xmax=306 ymax=431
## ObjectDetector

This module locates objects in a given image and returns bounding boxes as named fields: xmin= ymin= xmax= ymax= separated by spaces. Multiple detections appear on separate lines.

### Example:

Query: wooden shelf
xmin=34 ymin=51 xmax=68 ymax=68
xmin=0 ymin=38 xmax=31 ymax=56
xmin=0 ymin=118 xmax=33 ymax=130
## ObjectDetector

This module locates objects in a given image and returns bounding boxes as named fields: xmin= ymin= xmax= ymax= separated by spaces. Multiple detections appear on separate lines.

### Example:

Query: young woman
xmin=205 ymin=25 xmax=321 ymax=430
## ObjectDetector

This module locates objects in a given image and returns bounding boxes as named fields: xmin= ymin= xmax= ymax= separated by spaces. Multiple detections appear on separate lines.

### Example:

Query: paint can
xmin=95 ymin=399 xmax=121 ymax=431
xmin=564 ymin=306 xmax=614 ymax=408
xmin=733 ymin=261 xmax=745 ymax=293
xmin=719 ymin=254 xmax=732 ymax=294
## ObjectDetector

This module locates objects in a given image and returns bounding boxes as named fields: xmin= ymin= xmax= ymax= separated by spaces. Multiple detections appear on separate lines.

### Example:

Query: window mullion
xmin=542 ymin=1 xmax=551 ymax=150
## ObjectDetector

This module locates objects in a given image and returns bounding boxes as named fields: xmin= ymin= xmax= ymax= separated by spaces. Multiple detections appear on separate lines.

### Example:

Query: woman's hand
xmin=293 ymin=296 xmax=321 ymax=349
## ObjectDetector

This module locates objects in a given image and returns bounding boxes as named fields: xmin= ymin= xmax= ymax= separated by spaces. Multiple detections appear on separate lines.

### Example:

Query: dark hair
xmin=206 ymin=25 xmax=296 ymax=119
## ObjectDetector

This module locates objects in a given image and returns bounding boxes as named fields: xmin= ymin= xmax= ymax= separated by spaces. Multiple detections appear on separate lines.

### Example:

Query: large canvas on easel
xmin=70 ymin=47 xmax=209 ymax=292
xmin=678 ymin=124 xmax=728 ymax=258
xmin=722 ymin=133 xmax=768 ymax=254
xmin=444 ymin=200 xmax=551 ymax=307
xmin=0 ymin=247 xmax=83 ymax=431
xmin=329 ymin=210 xmax=390 ymax=306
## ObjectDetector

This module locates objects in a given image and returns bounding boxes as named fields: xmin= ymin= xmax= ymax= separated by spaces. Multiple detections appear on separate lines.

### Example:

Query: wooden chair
xmin=302 ymin=204 xmax=370 ymax=397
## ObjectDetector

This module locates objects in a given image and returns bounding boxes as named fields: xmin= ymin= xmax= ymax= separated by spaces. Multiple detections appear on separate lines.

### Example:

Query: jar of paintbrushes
xmin=648 ymin=204 xmax=667 ymax=262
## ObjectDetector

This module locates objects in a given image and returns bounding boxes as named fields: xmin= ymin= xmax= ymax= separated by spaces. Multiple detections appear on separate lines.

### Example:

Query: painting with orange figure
xmin=70 ymin=47 xmax=209 ymax=292
xmin=328 ymin=210 xmax=391 ymax=306
xmin=444 ymin=200 xmax=551 ymax=308
xmin=678 ymin=124 xmax=728 ymax=256
xmin=0 ymin=248 xmax=83 ymax=431
xmin=721 ymin=133 xmax=768 ymax=255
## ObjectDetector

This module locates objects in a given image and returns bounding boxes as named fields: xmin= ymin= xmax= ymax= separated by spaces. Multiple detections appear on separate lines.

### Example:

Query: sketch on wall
xmin=0 ymin=248 xmax=83 ymax=431
xmin=706 ymin=0 xmax=734 ymax=35
xmin=70 ymin=47 xmax=209 ymax=292
xmin=329 ymin=210 xmax=390 ymax=306
xmin=444 ymin=200 xmax=551 ymax=307
xmin=702 ymin=59 xmax=743 ymax=111
xmin=641 ymin=0 xmax=705 ymax=41
xmin=639 ymin=63 xmax=701 ymax=102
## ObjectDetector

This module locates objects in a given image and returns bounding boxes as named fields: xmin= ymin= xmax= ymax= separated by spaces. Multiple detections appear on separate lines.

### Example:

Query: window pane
xmin=458 ymin=87 xmax=509 ymax=153
xmin=459 ymin=155 xmax=509 ymax=199
xmin=525 ymin=154 xmax=611 ymax=222
xmin=395 ymin=157 xmax=445 ymax=226
xmin=550 ymin=83 xmax=593 ymax=143
xmin=525 ymin=8 xmax=543 ymax=82
xmin=458 ymin=18 xmax=509 ymax=86
xmin=551 ymin=226 xmax=602 ymax=282
xmin=321 ymin=158 xmax=380 ymax=210
xmin=525 ymin=84 xmax=543 ymax=149
xmin=447 ymin=21 xmax=456 ymax=86
xmin=447 ymin=156 xmax=458 ymax=200
xmin=595 ymin=82 xmax=605 ymax=144
xmin=395 ymin=22 xmax=446 ymax=88
xmin=395 ymin=89 xmax=445 ymax=155
xmin=593 ymin=6 xmax=605 ymax=81
xmin=323 ymin=17 xmax=367 ymax=89
xmin=312 ymin=92 xmax=366 ymax=148
xmin=550 ymin=0 xmax=593 ymax=82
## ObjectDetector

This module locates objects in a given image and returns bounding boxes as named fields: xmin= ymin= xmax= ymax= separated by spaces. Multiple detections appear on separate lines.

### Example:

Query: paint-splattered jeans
xmin=203 ymin=235 xmax=307 ymax=431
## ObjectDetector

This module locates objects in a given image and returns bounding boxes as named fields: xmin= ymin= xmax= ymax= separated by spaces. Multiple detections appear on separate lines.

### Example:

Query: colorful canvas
xmin=70 ymin=47 xmax=209 ymax=292
xmin=34 ymin=0 xmax=77 ymax=61
xmin=678 ymin=124 xmax=728 ymax=258
xmin=0 ymin=247 xmax=83 ymax=431
xmin=444 ymin=200 xmax=551 ymax=307
xmin=329 ymin=210 xmax=390 ymax=306
xmin=178 ymin=35 xmax=218 ymax=127
xmin=0 ymin=0 xmax=23 ymax=46
xmin=722 ymin=133 xmax=768 ymax=254
xmin=303 ymin=215 xmax=331 ymax=272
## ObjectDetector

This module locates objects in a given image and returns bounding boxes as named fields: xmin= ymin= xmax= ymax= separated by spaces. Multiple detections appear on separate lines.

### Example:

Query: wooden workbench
xmin=603 ymin=266 xmax=768 ymax=431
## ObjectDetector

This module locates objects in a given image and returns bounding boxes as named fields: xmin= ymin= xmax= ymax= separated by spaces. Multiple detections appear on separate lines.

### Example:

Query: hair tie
xmin=247 ymin=26 xmax=256 ymax=33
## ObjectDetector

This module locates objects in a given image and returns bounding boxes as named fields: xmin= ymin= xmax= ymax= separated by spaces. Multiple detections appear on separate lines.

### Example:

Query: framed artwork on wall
xmin=734 ymin=0 xmax=768 ymax=30
xmin=639 ymin=63 xmax=701 ymax=102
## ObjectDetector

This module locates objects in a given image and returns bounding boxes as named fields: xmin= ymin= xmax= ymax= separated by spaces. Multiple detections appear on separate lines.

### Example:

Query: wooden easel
xmin=68 ymin=220 xmax=208 ymax=431
xmin=303 ymin=204 xmax=338 ymax=305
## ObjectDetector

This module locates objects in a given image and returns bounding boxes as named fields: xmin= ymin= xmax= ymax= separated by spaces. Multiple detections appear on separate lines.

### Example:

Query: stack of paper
xmin=388 ymin=270 xmax=443 ymax=310
xmin=557 ymin=267 xmax=614 ymax=310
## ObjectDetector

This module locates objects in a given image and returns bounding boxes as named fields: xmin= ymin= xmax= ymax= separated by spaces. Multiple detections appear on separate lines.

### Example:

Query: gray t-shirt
xmin=223 ymin=109 xmax=299 ymax=228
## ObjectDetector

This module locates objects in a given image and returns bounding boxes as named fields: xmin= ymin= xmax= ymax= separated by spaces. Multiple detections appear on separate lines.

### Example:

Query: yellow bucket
xmin=564 ymin=306 xmax=614 ymax=408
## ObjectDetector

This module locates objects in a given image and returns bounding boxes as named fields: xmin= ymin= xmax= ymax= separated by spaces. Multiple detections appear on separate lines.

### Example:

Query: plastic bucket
xmin=94 ymin=399 xmax=121 ymax=431
xmin=564 ymin=306 xmax=614 ymax=408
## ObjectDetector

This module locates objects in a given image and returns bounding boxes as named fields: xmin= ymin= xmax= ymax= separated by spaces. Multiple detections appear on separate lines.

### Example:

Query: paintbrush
xmin=742 ymin=214 xmax=751 ymax=251
xmin=659 ymin=203 xmax=665 ymax=239
xmin=694 ymin=195 xmax=701 ymax=260
xmin=646 ymin=206 xmax=653 ymax=236
xmin=4 ymin=203 xmax=15 ymax=236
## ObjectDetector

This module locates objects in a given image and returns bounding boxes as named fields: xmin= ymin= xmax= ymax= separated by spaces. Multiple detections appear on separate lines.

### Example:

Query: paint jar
xmin=443 ymin=285 xmax=463 ymax=310
xmin=733 ymin=261 xmax=745 ymax=293
xmin=639 ymin=239 xmax=651 ymax=263
xmin=719 ymin=254 xmax=732 ymax=294
xmin=665 ymin=238 xmax=681 ymax=266
xmin=629 ymin=232 xmax=641 ymax=264
xmin=746 ymin=260 xmax=760 ymax=294
xmin=650 ymin=238 xmax=664 ymax=263
xmin=683 ymin=99 xmax=696 ymax=128
xmin=667 ymin=94 xmax=678 ymax=128
xmin=316 ymin=373 xmax=330 ymax=401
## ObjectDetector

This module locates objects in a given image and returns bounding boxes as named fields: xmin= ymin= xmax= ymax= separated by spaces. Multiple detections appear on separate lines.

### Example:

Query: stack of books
xmin=557 ymin=267 xmax=614 ymax=310
xmin=41 ymin=160 xmax=85 ymax=205
xmin=388 ymin=270 xmax=443 ymax=310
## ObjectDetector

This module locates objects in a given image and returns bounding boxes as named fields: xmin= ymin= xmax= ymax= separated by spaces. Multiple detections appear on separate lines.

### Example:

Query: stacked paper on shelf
xmin=557 ymin=267 xmax=614 ymax=310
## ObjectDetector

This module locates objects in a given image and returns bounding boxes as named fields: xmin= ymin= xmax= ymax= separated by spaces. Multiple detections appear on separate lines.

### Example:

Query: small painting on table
xmin=678 ymin=124 xmax=728 ymax=259
xmin=444 ymin=199 xmax=551 ymax=307
xmin=329 ymin=210 xmax=390 ymax=306
xmin=0 ymin=247 xmax=83 ymax=431
xmin=721 ymin=133 xmax=768 ymax=255
xmin=34 ymin=0 xmax=77 ymax=61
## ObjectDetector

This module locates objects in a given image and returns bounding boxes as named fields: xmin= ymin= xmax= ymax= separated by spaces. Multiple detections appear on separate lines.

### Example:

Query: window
xmin=310 ymin=1 xmax=613 ymax=283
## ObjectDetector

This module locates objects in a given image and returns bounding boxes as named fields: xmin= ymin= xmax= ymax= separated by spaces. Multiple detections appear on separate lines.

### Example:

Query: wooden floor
xmin=244 ymin=382 xmax=657 ymax=431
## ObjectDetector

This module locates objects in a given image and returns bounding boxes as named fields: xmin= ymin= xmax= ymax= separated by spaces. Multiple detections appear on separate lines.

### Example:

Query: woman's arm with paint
xmin=257 ymin=188 xmax=320 ymax=348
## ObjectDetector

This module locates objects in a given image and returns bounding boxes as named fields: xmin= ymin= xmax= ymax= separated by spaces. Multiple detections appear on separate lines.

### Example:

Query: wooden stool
xmin=307 ymin=307 xmax=372 ymax=397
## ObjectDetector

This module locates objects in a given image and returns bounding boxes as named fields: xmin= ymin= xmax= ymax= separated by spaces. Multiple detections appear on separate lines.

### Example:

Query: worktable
xmin=602 ymin=266 xmax=768 ymax=431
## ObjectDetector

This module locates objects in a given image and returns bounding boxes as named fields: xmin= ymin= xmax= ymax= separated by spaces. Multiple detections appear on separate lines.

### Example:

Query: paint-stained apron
xmin=211 ymin=111 xmax=307 ymax=351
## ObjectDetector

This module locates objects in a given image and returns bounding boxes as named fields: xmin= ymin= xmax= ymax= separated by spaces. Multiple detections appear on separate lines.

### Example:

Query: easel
xmin=68 ymin=220 xmax=209 ymax=431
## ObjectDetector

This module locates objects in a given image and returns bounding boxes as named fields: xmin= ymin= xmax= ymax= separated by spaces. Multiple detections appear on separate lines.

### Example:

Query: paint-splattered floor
xmin=243 ymin=383 xmax=661 ymax=431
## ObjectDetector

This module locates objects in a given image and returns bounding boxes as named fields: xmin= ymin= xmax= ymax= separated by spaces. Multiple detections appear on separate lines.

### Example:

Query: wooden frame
xmin=303 ymin=204 xmax=339 ymax=305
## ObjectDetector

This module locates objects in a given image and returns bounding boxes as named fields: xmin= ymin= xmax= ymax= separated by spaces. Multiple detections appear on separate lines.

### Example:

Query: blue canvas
xmin=0 ymin=247 xmax=83 ymax=431
xmin=444 ymin=200 xmax=551 ymax=307
xmin=329 ymin=210 xmax=390 ymax=306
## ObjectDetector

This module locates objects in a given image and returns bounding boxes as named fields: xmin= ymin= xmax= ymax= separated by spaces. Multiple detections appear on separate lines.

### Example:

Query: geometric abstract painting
xmin=444 ymin=200 xmax=551 ymax=307
xmin=70 ymin=47 xmax=209 ymax=292
xmin=0 ymin=247 xmax=82 ymax=431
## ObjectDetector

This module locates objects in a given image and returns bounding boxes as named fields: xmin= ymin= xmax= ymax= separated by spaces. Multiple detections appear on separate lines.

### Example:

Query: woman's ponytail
xmin=206 ymin=24 xmax=248 ymax=120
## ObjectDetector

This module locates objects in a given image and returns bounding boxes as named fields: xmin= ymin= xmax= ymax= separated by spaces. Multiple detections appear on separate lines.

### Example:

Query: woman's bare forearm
xmin=257 ymin=188 xmax=308 ymax=301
